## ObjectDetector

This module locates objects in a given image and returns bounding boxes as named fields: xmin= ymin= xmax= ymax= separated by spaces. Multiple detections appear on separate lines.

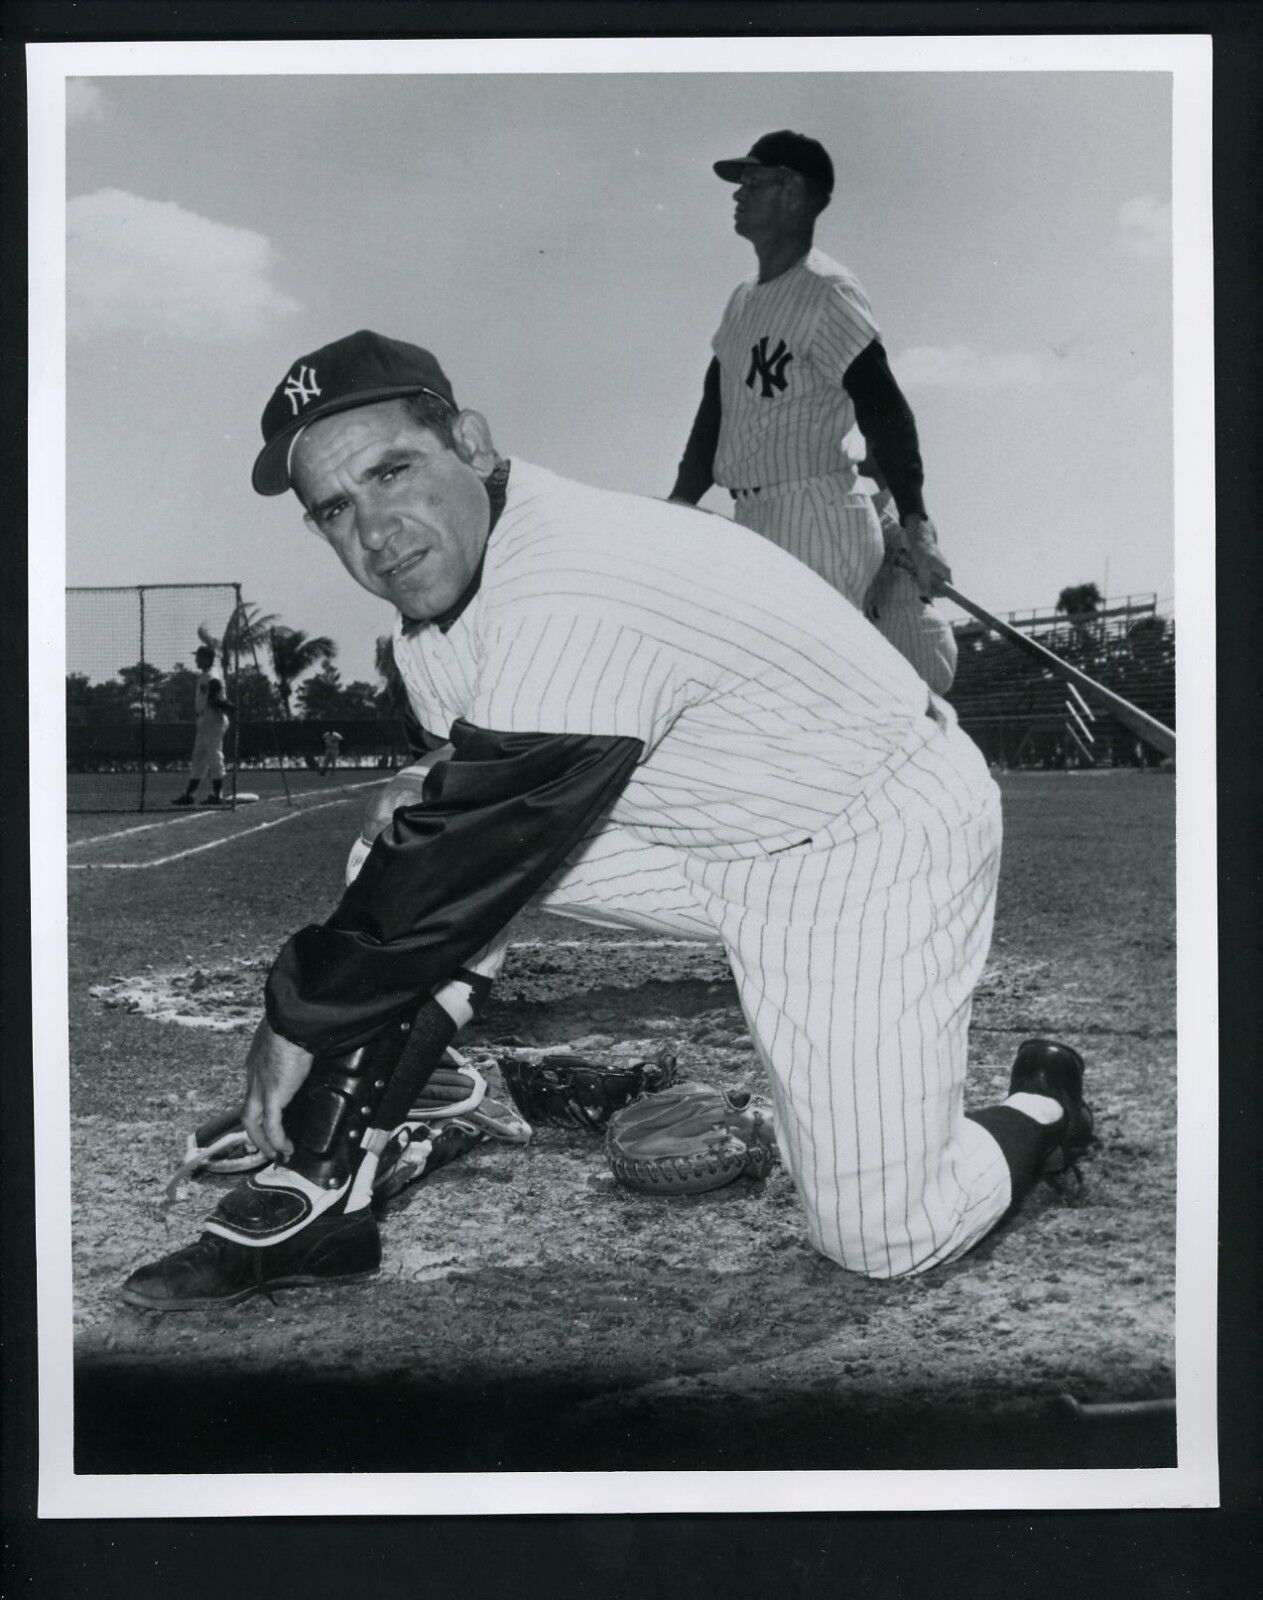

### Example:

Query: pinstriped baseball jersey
xmin=387 ymin=459 xmax=1010 ymax=1277
xmin=392 ymin=461 xmax=935 ymax=861
xmin=711 ymin=248 xmax=879 ymax=489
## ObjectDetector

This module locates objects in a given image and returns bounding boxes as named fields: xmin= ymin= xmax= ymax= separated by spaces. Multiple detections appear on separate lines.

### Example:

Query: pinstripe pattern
xmin=392 ymin=461 xmax=1010 ymax=1276
xmin=709 ymin=249 xmax=888 ymax=607
xmin=863 ymin=489 xmax=958 ymax=693
xmin=732 ymin=478 xmax=885 ymax=607
xmin=712 ymin=249 xmax=879 ymax=489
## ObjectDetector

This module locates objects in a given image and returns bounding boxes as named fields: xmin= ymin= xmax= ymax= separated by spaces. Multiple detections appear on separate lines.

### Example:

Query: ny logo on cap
xmin=283 ymin=364 xmax=322 ymax=415
xmin=746 ymin=337 xmax=793 ymax=398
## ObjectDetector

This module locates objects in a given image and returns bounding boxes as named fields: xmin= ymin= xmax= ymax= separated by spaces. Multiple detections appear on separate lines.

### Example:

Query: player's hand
xmin=896 ymin=514 xmax=952 ymax=599
xmin=362 ymin=760 xmax=441 ymax=842
xmin=240 ymin=1017 xmax=315 ymax=1162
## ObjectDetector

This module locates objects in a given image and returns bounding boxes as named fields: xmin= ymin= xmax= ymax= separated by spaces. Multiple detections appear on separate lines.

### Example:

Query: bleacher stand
xmin=945 ymin=595 xmax=1174 ymax=768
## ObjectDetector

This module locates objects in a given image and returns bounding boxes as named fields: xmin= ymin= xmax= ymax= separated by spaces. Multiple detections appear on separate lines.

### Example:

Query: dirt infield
xmin=66 ymin=771 xmax=1177 ymax=1474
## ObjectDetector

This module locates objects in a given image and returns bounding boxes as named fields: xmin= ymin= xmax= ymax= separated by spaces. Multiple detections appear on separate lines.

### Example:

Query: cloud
xmin=66 ymin=79 xmax=107 ymax=123
xmin=894 ymin=344 xmax=1057 ymax=392
xmin=67 ymin=188 xmax=301 ymax=340
xmin=1116 ymin=194 xmax=1171 ymax=260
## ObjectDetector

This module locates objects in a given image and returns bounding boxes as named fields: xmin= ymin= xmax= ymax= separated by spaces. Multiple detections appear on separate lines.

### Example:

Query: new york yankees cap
xmin=713 ymin=130 xmax=834 ymax=195
xmin=253 ymin=329 xmax=458 ymax=496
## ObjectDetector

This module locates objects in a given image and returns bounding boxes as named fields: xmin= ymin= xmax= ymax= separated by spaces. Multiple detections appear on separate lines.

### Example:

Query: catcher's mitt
xmin=497 ymin=1048 xmax=678 ymax=1133
xmin=605 ymin=1080 xmax=777 ymax=1195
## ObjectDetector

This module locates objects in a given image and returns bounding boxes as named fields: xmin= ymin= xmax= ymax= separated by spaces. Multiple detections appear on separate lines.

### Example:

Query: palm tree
xmin=1055 ymin=583 xmax=1102 ymax=621
xmin=267 ymin=625 xmax=338 ymax=718
xmin=199 ymin=600 xmax=280 ymax=681
xmin=374 ymin=633 xmax=408 ymax=713
xmin=1054 ymin=582 xmax=1104 ymax=658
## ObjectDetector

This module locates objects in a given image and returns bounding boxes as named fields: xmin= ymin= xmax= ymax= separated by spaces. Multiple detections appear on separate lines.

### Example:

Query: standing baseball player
xmin=123 ymin=329 xmax=1091 ymax=1310
xmin=172 ymin=644 xmax=233 ymax=806
xmin=669 ymin=130 xmax=949 ymax=613
xmin=319 ymin=728 xmax=344 ymax=776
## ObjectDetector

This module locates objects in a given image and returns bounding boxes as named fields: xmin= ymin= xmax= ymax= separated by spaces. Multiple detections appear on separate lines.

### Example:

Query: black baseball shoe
xmin=120 ymin=1209 xmax=381 ymax=1312
xmin=172 ymin=793 xmax=195 ymax=806
xmin=1009 ymin=1038 xmax=1094 ymax=1174
xmin=200 ymin=793 xmax=224 ymax=806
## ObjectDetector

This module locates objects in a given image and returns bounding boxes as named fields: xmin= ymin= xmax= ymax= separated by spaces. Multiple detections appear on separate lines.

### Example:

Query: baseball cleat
xmin=120 ymin=1209 xmax=381 ymax=1312
xmin=1009 ymin=1038 xmax=1094 ymax=1172
xmin=200 ymin=793 xmax=224 ymax=806
xmin=171 ymin=794 xmax=195 ymax=806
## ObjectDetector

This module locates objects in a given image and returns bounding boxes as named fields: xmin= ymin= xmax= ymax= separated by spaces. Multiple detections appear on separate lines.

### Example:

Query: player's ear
xmin=785 ymin=173 xmax=810 ymax=218
xmin=450 ymin=410 xmax=498 ymax=476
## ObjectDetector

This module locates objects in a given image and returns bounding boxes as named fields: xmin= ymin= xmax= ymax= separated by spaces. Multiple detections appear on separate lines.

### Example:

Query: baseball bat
xmin=940 ymin=581 xmax=1176 ymax=760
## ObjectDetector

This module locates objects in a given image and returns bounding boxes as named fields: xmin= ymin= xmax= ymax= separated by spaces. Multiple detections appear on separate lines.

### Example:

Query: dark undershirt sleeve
xmin=265 ymin=720 xmax=644 ymax=1053
xmin=842 ymin=339 xmax=927 ymax=520
xmin=669 ymin=358 xmax=723 ymax=504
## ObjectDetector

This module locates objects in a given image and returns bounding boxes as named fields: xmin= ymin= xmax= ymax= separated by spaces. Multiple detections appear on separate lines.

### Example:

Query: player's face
xmin=732 ymin=167 xmax=794 ymax=239
xmin=294 ymin=400 xmax=495 ymax=620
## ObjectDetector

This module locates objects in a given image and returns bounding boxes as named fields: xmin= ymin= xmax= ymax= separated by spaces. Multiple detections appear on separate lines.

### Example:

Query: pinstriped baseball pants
xmin=534 ymin=713 xmax=1010 ymax=1278
xmin=731 ymin=476 xmax=885 ymax=609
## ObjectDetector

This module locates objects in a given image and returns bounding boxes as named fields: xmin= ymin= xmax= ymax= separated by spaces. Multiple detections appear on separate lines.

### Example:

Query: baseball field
xmin=66 ymin=766 xmax=1177 ymax=1476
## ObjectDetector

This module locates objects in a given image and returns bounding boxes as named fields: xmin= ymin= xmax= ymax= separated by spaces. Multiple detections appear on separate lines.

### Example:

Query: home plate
xmin=232 ymin=792 xmax=261 ymax=805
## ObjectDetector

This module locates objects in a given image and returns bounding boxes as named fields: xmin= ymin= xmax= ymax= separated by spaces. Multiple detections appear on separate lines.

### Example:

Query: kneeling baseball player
xmin=123 ymin=330 xmax=1092 ymax=1310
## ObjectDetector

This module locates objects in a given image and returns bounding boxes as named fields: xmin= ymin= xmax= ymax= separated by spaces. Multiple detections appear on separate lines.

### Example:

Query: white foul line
xmin=68 ymin=778 xmax=386 ymax=849
xmin=68 ymin=795 xmax=358 ymax=870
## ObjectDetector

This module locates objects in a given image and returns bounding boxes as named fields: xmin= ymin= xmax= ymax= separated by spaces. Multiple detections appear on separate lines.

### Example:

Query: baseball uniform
xmin=714 ymin=249 xmax=884 ymax=603
xmin=864 ymin=488 xmax=958 ymax=695
xmin=188 ymin=668 xmax=229 ymax=781
xmin=281 ymin=460 xmax=1008 ymax=1278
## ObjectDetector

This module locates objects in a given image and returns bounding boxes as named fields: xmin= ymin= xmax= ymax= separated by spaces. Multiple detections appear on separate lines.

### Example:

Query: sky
xmin=62 ymin=60 xmax=1175 ymax=685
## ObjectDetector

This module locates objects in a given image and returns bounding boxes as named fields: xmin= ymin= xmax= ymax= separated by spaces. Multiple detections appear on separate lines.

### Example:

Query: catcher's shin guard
xmin=123 ymin=972 xmax=494 ymax=1310
xmin=202 ymin=971 xmax=490 ymax=1250
xmin=199 ymin=1019 xmax=425 ymax=1252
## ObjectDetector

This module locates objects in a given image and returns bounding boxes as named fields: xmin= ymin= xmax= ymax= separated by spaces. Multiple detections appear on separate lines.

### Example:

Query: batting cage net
xmin=66 ymin=583 xmax=262 ymax=812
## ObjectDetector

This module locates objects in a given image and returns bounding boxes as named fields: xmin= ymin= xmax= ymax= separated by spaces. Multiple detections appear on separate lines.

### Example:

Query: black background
xmin=3 ymin=3 xmax=1259 ymax=1594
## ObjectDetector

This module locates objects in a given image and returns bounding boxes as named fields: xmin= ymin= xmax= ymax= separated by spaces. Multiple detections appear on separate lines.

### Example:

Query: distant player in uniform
xmin=124 ymin=330 xmax=1092 ymax=1311
xmin=172 ymin=645 xmax=233 ymax=806
xmin=319 ymin=728 xmax=344 ymax=776
xmin=669 ymin=130 xmax=949 ymax=613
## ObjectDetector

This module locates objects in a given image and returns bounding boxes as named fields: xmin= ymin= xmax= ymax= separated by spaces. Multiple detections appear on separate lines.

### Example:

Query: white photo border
xmin=28 ymin=31 xmax=1216 ymax=1518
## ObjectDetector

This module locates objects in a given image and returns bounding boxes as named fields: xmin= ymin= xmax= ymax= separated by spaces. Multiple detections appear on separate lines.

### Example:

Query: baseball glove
xmin=497 ymin=1048 xmax=678 ymax=1133
xmin=605 ymin=1080 xmax=777 ymax=1195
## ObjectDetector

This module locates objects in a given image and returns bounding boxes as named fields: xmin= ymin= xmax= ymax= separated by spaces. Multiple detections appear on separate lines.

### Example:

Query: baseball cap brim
xmin=713 ymin=156 xmax=765 ymax=183
xmin=251 ymin=384 xmax=453 ymax=496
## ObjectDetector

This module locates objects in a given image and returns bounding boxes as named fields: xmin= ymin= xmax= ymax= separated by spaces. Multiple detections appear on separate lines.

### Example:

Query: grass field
xmin=65 ymin=768 xmax=1178 ymax=1475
